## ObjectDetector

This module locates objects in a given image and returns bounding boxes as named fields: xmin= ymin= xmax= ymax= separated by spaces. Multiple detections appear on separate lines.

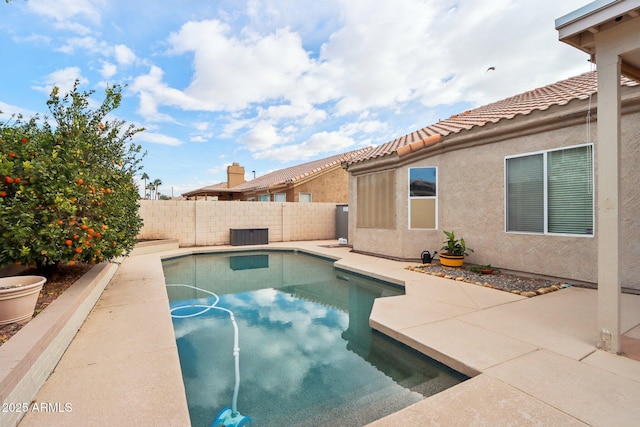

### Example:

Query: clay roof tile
xmin=348 ymin=71 xmax=638 ymax=165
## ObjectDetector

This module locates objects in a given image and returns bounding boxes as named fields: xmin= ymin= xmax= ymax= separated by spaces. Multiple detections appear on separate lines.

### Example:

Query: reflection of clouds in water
xmin=237 ymin=290 xmax=351 ymax=396
xmin=173 ymin=287 xmax=354 ymax=407
xmin=235 ymin=288 xmax=277 ymax=306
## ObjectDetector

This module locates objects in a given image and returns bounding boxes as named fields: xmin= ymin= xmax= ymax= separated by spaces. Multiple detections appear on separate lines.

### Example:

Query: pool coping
xmin=0 ymin=262 xmax=118 ymax=427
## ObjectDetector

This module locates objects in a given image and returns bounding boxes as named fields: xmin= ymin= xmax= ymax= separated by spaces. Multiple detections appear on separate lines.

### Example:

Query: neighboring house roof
xmin=348 ymin=71 xmax=639 ymax=165
xmin=183 ymin=147 xmax=371 ymax=197
xmin=182 ymin=181 xmax=238 ymax=198
xmin=234 ymin=147 xmax=372 ymax=192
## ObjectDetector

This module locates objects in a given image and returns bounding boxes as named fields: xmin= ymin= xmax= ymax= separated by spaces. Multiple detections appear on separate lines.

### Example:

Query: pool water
xmin=163 ymin=251 xmax=466 ymax=427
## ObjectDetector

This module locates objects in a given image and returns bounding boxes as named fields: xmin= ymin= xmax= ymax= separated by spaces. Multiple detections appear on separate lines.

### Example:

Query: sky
xmin=0 ymin=0 xmax=592 ymax=198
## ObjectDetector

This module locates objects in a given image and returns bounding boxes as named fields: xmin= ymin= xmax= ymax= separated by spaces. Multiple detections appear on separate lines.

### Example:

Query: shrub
xmin=0 ymin=81 xmax=145 ymax=268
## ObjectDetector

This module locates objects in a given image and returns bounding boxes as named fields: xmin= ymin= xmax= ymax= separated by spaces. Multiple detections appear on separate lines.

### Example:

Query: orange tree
xmin=0 ymin=82 xmax=145 ymax=269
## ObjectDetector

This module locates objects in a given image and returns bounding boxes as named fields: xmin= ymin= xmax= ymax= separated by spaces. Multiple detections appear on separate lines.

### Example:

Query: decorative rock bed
xmin=406 ymin=264 xmax=572 ymax=297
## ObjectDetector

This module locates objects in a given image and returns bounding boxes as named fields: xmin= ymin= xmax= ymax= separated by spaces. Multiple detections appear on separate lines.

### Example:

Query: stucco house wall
xmin=292 ymin=167 xmax=350 ymax=202
xmin=348 ymin=91 xmax=640 ymax=289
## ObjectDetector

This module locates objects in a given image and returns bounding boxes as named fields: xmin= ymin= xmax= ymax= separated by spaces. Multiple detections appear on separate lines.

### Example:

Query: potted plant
xmin=0 ymin=275 xmax=47 ymax=325
xmin=439 ymin=230 xmax=473 ymax=267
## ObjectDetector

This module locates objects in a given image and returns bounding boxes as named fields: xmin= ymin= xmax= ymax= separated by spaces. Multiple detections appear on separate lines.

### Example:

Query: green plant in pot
xmin=439 ymin=230 xmax=473 ymax=267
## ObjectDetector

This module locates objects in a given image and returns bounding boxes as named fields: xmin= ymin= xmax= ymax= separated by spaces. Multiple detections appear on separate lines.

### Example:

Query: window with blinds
xmin=506 ymin=144 xmax=593 ymax=236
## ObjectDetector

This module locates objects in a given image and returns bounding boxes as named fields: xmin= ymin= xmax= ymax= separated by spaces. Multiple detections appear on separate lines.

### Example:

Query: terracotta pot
xmin=439 ymin=253 xmax=464 ymax=268
xmin=0 ymin=275 xmax=47 ymax=325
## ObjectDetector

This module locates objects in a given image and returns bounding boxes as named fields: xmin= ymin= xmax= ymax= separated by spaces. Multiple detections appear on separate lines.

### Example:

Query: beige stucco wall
xmin=348 ymin=95 xmax=640 ymax=289
xmin=137 ymin=200 xmax=337 ymax=247
xmin=292 ymin=167 xmax=350 ymax=202
xmin=238 ymin=166 xmax=349 ymax=202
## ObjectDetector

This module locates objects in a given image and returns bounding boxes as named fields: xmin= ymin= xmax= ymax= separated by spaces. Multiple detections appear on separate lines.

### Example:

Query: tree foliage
xmin=0 ymin=82 xmax=145 ymax=268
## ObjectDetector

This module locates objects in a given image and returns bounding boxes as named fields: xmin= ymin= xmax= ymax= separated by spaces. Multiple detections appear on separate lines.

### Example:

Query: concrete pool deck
xmin=18 ymin=241 xmax=640 ymax=426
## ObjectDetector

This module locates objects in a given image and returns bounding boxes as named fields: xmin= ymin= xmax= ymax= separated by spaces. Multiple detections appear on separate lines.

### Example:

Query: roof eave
xmin=556 ymin=0 xmax=640 ymax=56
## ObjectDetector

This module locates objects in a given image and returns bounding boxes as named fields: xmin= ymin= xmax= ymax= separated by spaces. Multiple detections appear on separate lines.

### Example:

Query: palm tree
xmin=152 ymin=179 xmax=162 ymax=200
xmin=141 ymin=172 xmax=149 ymax=199
xmin=146 ymin=182 xmax=155 ymax=200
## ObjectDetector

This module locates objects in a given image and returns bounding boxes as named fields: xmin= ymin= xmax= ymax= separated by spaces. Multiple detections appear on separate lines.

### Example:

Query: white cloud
xmin=254 ymin=130 xmax=355 ymax=161
xmin=340 ymin=120 xmax=388 ymax=137
xmin=207 ymin=163 xmax=231 ymax=175
xmin=167 ymin=20 xmax=313 ymax=111
xmin=100 ymin=62 xmax=117 ymax=79
xmin=194 ymin=122 xmax=210 ymax=132
xmin=134 ymin=132 xmax=184 ymax=146
xmin=32 ymin=67 xmax=87 ymax=95
xmin=113 ymin=44 xmax=136 ymax=66
xmin=131 ymin=65 xmax=208 ymax=122
xmin=12 ymin=33 xmax=51 ymax=46
xmin=239 ymin=121 xmax=282 ymax=152
xmin=27 ymin=0 xmax=101 ymax=32
xmin=0 ymin=102 xmax=37 ymax=120
xmin=57 ymin=36 xmax=108 ymax=55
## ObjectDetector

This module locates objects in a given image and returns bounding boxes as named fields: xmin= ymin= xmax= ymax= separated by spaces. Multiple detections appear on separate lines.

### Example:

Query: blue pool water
xmin=163 ymin=251 xmax=466 ymax=427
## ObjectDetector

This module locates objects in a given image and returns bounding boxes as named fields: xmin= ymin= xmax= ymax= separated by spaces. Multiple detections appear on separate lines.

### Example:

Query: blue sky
xmin=0 ymin=0 xmax=591 ymax=197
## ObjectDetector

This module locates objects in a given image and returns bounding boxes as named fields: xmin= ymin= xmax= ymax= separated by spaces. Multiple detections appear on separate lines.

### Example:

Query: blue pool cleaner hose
xmin=168 ymin=284 xmax=252 ymax=427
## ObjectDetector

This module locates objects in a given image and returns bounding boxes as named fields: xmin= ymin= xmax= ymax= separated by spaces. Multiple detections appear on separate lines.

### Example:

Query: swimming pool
xmin=163 ymin=250 xmax=466 ymax=426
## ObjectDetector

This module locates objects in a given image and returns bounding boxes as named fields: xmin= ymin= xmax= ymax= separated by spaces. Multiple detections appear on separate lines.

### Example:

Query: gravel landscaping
xmin=406 ymin=263 xmax=573 ymax=297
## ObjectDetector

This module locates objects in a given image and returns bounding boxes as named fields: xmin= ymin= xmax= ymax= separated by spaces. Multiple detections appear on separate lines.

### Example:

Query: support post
xmin=596 ymin=54 xmax=622 ymax=353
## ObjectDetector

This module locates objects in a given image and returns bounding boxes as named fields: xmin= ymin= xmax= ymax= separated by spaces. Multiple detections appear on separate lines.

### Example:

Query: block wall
xmin=138 ymin=200 xmax=338 ymax=246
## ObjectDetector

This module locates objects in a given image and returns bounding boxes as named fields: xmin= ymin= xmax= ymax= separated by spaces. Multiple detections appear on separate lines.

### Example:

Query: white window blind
xmin=506 ymin=145 xmax=593 ymax=236
xmin=506 ymin=154 xmax=544 ymax=233
xmin=547 ymin=146 xmax=593 ymax=234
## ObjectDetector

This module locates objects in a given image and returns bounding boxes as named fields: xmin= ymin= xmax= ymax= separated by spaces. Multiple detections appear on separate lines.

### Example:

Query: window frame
xmin=504 ymin=143 xmax=594 ymax=237
xmin=274 ymin=193 xmax=286 ymax=202
xmin=408 ymin=167 xmax=438 ymax=230
xmin=299 ymin=192 xmax=312 ymax=203
xmin=258 ymin=194 xmax=270 ymax=202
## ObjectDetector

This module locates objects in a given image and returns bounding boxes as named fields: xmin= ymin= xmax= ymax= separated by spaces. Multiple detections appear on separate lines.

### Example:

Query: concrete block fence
xmin=137 ymin=200 xmax=338 ymax=246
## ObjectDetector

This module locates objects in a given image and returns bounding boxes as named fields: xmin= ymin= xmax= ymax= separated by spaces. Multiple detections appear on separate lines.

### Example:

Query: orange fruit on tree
xmin=65 ymin=240 xmax=72 ymax=246
xmin=75 ymin=247 xmax=83 ymax=253
xmin=76 ymin=179 xmax=84 ymax=185
xmin=81 ymin=224 xmax=88 ymax=230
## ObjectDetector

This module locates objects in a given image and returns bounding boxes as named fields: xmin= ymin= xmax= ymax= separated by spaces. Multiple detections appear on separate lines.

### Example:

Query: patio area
xmin=17 ymin=241 xmax=640 ymax=426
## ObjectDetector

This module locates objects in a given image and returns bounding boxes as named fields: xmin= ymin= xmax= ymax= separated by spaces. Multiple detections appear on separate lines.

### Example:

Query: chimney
xmin=227 ymin=162 xmax=245 ymax=188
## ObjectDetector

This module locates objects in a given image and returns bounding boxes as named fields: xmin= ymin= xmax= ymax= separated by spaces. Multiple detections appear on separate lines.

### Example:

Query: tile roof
xmin=183 ymin=147 xmax=372 ymax=196
xmin=233 ymin=147 xmax=372 ymax=191
xmin=348 ymin=71 xmax=639 ymax=165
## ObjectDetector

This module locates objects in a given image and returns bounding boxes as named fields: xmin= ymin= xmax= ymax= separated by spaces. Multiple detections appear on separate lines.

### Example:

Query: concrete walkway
xmin=19 ymin=241 xmax=640 ymax=426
